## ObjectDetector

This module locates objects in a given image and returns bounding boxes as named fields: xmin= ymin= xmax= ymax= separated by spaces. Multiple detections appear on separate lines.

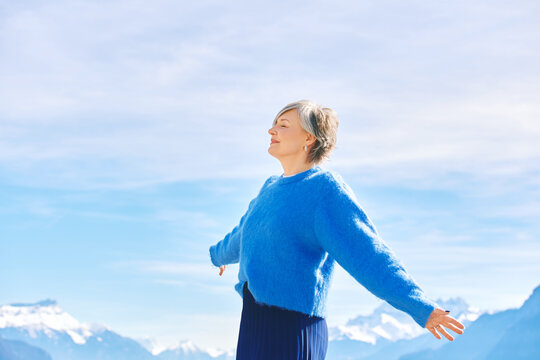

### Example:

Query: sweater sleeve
xmin=313 ymin=179 xmax=439 ymax=328
xmin=209 ymin=197 xmax=256 ymax=267
xmin=209 ymin=176 xmax=273 ymax=267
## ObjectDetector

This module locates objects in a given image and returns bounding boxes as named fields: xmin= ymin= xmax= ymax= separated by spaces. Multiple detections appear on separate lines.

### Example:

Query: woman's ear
xmin=306 ymin=134 xmax=317 ymax=146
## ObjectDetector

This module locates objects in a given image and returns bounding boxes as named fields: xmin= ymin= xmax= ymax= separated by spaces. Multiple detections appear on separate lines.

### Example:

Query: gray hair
xmin=272 ymin=99 xmax=339 ymax=165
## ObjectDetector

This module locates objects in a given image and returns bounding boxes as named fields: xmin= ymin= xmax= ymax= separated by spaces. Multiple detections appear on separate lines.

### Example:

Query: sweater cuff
xmin=410 ymin=294 xmax=439 ymax=328
xmin=415 ymin=302 xmax=437 ymax=328
xmin=209 ymin=245 xmax=220 ymax=267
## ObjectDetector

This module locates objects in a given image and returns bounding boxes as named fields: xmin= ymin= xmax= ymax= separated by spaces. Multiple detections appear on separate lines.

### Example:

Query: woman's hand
xmin=425 ymin=308 xmax=465 ymax=341
xmin=218 ymin=265 xmax=226 ymax=276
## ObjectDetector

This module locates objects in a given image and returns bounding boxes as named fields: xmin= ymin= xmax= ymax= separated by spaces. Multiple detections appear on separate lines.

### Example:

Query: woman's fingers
xmin=425 ymin=307 xmax=466 ymax=341
xmin=428 ymin=322 xmax=465 ymax=341
xmin=447 ymin=317 xmax=466 ymax=330
xmin=443 ymin=321 xmax=464 ymax=335
xmin=435 ymin=325 xmax=454 ymax=341
xmin=439 ymin=315 xmax=465 ymax=335
xmin=219 ymin=265 xmax=226 ymax=276
xmin=427 ymin=326 xmax=441 ymax=340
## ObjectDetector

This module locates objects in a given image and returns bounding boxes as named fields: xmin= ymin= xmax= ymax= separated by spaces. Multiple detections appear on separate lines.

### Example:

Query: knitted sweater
xmin=209 ymin=165 xmax=439 ymax=328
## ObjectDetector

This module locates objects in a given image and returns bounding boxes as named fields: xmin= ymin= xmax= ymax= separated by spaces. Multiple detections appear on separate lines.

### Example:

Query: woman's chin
xmin=267 ymin=148 xmax=279 ymax=158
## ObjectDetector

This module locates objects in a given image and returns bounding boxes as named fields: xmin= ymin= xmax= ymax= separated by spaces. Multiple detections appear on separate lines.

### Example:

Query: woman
xmin=209 ymin=100 xmax=465 ymax=359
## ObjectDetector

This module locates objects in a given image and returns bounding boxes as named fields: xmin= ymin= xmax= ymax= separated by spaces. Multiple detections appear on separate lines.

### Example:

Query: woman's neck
xmin=281 ymin=162 xmax=315 ymax=177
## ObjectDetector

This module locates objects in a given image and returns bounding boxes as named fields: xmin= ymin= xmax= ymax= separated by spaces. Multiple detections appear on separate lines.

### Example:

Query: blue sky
xmin=1 ymin=0 xmax=539 ymax=353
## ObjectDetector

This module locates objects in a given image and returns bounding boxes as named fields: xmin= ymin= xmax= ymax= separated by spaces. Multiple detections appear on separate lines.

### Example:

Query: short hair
xmin=272 ymin=99 xmax=339 ymax=165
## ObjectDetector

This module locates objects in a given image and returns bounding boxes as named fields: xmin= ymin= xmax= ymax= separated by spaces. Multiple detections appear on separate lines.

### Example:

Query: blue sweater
xmin=209 ymin=165 xmax=439 ymax=328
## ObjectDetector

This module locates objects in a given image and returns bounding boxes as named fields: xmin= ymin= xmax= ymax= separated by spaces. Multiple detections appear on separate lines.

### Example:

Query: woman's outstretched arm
xmin=209 ymin=176 xmax=274 ymax=270
xmin=313 ymin=177 xmax=464 ymax=339
xmin=209 ymin=197 xmax=255 ymax=267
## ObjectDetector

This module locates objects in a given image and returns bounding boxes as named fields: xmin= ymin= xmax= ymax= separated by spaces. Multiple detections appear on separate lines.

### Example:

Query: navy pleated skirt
xmin=236 ymin=281 xmax=328 ymax=360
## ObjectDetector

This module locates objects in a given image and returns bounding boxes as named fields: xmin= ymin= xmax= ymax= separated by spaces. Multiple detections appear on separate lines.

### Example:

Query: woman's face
xmin=267 ymin=109 xmax=313 ymax=160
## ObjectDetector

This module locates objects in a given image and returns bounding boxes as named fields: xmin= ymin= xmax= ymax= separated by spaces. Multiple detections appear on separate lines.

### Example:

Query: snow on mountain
xmin=0 ymin=299 xmax=153 ymax=360
xmin=0 ymin=299 xmax=234 ymax=360
xmin=206 ymin=347 xmax=236 ymax=359
xmin=137 ymin=337 xmax=220 ymax=357
xmin=148 ymin=338 xmax=236 ymax=360
xmin=0 ymin=299 xmax=105 ymax=345
xmin=329 ymin=296 xmax=482 ymax=344
xmin=136 ymin=336 xmax=170 ymax=355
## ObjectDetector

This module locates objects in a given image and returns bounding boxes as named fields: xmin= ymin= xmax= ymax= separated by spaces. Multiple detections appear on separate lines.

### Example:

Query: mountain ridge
xmin=1 ymin=284 xmax=538 ymax=360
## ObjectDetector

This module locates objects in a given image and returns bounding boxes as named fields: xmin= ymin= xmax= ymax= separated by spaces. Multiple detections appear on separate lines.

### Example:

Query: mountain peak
xmin=333 ymin=295 xmax=482 ymax=344
xmin=1 ymin=299 xmax=95 ymax=345
xmin=520 ymin=283 xmax=540 ymax=316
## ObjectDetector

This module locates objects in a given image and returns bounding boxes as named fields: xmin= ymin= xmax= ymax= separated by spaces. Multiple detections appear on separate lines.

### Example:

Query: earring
xmin=304 ymin=145 xmax=308 ymax=151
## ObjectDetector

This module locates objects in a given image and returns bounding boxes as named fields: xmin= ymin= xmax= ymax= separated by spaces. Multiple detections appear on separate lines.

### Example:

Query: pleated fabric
xmin=236 ymin=281 xmax=328 ymax=360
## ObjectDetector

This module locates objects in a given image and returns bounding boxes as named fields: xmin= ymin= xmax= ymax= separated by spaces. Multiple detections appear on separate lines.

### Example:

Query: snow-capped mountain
xmin=136 ymin=337 xmax=235 ymax=360
xmin=0 ymin=299 xmax=105 ymax=345
xmin=326 ymin=285 xmax=540 ymax=360
xmin=156 ymin=339 xmax=235 ymax=360
xmin=329 ymin=296 xmax=482 ymax=344
xmin=0 ymin=299 xmax=233 ymax=360
xmin=400 ymin=284 xmax=540 ymax=360
xmin=2 ymin=286 xmax=539 ymax=360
